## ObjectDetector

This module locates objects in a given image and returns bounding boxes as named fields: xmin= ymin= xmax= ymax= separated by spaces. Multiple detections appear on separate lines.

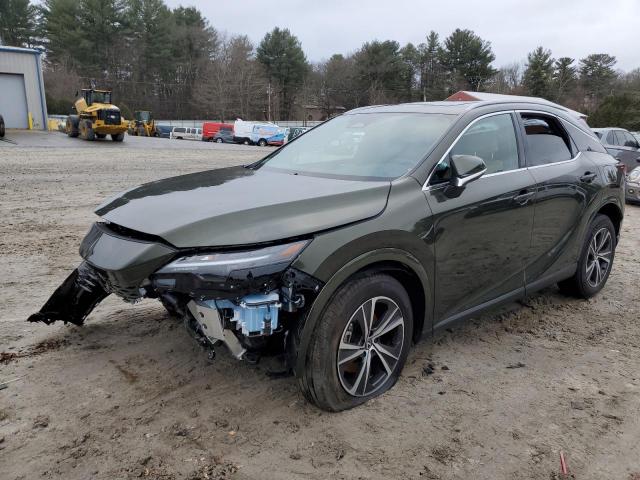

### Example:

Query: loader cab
xmin=134 ymin=111 xmax=152 ymax=123
xmin=82 ymin=89 xmax=112 ymax=106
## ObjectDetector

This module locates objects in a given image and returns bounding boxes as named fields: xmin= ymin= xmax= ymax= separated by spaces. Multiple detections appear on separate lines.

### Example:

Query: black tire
xmin=558 ymin=214 xmax=616 ymax=298
xmin=243 ymin=139 xmax=250 ymax=145
xmin=111 ymin=133 xmax=125 ymax=142
xmin=66 ymin=115 xmax=79 ymax=137
xmin=300 ymin=273 xmax=413 ymax=411
xmin=258 ymin=138 xmax=267 ymax=147
xmin=216 ymin=138 xmax=223 ymax=143
xmin=0 ymin=115 xmax=5 ymax=137
xmin=80 ymin=119 xmax=95 ymax=141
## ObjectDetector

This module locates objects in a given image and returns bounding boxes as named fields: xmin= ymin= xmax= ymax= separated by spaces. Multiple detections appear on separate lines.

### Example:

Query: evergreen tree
xmin=418 ymin=31 xmax=445 ymax=100
xmin=0 ymin=0 xmax=38 ymax=47
xmin=552 ymin=57 xmax=577 ymax=103
xmin=257 ymin=27 xmax=308 ymax=119
xmin=441 ymin=29 xmax=496 ymax=92
xmin=523 ymin=47 xmax=554 ymax=98
xmin=580 ymin=53 xmax=617 ymax=102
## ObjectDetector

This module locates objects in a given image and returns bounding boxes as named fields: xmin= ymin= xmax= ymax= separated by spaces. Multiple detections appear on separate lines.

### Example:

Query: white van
xmin=170 ymin=126 xmax=202 ymax=141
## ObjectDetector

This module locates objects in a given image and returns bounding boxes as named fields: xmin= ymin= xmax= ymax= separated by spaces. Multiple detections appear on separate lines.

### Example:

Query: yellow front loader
xmin=128 ymin=111 xmax=157 ymax=137
xmin=65 ymin=89 xmax=129 ymax=141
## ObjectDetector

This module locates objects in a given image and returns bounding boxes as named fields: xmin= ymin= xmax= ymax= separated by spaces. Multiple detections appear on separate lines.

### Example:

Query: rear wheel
xmin=300 ymin=273 xmax=413 ymax=411
xmin=258 ymin=138 xmax=267 ymax=147
xmin=216 ymin=138 xmax=223 ymax=143
xmin=111 ymin=133 xmax=125 ymax=142
xmin=66 ymin=115 xmax=79 ymax=137
xmin=0 ymin=114 xmax=5 ymax=137
xmin=558 ymin=214 xmax=616 ymax=298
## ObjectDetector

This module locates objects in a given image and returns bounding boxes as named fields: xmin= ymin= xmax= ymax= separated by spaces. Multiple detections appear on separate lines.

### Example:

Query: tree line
xmin=1 ymin=0 xmax=639 ymax=128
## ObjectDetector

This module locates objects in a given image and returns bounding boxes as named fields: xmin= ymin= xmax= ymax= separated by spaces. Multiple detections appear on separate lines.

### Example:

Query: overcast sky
xmin=165 ymin=0 xmax=639 ymax=71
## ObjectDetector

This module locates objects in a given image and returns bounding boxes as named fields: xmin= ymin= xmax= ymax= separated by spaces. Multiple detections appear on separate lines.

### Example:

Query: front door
xmin=423 ymin=112 xmax=537 ymax=325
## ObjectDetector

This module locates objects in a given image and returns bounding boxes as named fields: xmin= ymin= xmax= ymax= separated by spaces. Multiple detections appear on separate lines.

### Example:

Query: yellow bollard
xmin=28 ymin=112 xmax=33 ymax=130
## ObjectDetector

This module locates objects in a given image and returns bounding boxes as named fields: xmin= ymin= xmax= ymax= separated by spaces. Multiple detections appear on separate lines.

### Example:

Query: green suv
xmin=30 ymin=99 xmax=625 ymax=411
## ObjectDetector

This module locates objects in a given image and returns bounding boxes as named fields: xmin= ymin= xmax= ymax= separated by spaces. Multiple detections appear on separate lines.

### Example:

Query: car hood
xmin=95 ymin=166 xmax=390 ymax=247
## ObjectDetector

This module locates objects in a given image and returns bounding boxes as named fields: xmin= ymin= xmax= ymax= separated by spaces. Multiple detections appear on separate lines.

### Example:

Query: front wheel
xmin=258 ymin=138 xmax=267 ymax=147
xmin=558 ymin=214 xmax=616 ymax=298
xmin=300 ymin=273 xmax=413 ymax=411
xmin=216 ymin=138 xmax=223 ymax=143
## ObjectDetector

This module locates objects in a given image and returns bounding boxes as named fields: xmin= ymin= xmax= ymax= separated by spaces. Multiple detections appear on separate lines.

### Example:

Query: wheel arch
xmin=596 ymin=201 xmax=623 ymax=238
xmin=294 ymin=247 xmax=431 ymax=378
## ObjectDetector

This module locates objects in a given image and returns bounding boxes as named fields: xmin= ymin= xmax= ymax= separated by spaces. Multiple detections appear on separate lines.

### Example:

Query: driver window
xmin=430 ymin=113 xmax=519 ymax=185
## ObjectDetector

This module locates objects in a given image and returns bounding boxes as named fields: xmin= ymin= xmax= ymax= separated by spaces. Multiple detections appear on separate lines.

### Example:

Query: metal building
xmin=0 ymin=46 xmax=48 ymax=130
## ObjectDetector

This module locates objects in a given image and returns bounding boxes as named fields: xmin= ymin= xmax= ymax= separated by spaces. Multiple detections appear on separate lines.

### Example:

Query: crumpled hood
xmin=95 ymin=166 xmax=390 ymax=247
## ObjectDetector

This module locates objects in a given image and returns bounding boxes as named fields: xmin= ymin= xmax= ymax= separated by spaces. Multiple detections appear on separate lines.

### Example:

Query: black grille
xmin=101 ymin=109 xmax=121 ymax=125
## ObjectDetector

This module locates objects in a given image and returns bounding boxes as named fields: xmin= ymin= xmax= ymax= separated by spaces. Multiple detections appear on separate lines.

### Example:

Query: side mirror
xmin=449 ymin=154 xmax=487 ymax=188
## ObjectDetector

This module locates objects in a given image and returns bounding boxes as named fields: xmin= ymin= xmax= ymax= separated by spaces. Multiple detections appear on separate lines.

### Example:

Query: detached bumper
xmin=28 ymin=222 xmax=176 ymax=325
xmin=28 ymin=262 xmax=109 ymax=325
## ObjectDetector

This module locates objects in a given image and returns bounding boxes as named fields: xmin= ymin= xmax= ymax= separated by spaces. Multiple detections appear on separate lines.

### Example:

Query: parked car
xmin=155 ymin=125 xmax=173 ymax=139
xmin=203 ymin=122 xmax=234 ymax=142
xmin=212 ymin=126 xmax=234 ymax=143
xmin=626 ymin=166 xmax=640 ymax=204
xmin=29 ymin=99 xmax=625 ymax=411
xmin=593 ymin=127 xmax=640 ymax=174
xmin=287 ymin=126 xmax=309 ymax=143
xmin=170 ymin=126 xmax=202 ymax=141
xmin=0 ymin=113 xmax=4 ymax=137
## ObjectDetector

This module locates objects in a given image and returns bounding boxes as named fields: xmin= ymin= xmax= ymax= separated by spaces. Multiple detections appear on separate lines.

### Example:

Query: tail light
xmin=616 ymin=162 xmax=627 ymax=176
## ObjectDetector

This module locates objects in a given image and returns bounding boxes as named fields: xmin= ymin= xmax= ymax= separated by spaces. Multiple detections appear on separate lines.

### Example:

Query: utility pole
xmin=267 ymin=83 xmax=272 ymax=122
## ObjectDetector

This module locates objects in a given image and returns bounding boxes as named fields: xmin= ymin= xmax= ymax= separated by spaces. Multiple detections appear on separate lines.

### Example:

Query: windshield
xmin=90 ymin=91 xmax=112 ymax=104
xmin=260 ymin=113 xmax=455 ymax=179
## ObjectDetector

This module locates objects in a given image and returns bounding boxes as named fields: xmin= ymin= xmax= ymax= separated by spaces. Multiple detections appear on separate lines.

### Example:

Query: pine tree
xmin=257 ymin=27 xmax=309 ymax=119
xmin=523 ymin=47 xmax=554 ymax=98
xmin=0 ymin=0 xmax=38 ymax=47
xmin=441 ymin=29 xmax=496 ymax=92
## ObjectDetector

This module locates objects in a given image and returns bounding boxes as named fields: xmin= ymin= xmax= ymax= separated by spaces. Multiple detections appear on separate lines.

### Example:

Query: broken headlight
xmin=152 ymin=240 xmax=309 ymax=297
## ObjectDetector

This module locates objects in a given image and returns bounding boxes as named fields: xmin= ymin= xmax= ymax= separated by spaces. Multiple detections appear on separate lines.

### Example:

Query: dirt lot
xmin=1 ymin=131 xmax=639 ymax=480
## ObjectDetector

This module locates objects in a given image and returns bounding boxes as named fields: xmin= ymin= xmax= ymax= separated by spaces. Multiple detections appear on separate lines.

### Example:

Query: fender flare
xmin=294 ymin=247 xmax=431 ymax=378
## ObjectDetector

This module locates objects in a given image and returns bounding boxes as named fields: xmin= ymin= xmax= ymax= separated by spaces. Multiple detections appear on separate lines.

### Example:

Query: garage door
xmin=0 ymin=73 xmax=29 ymax=128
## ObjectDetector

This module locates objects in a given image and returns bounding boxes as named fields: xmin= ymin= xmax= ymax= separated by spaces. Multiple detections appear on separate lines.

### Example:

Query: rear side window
xmin=606 ymin=131 xmax=617 ymax=145
xmin=622 ymin=131 xmax=639 ymax=148
xmin=521 ymin=114 xmax=573 ymax=166
xmin=174 ymin=127 xmax=185 ymax=133
xmin=562 ymin=121 xmax=607 ymax=154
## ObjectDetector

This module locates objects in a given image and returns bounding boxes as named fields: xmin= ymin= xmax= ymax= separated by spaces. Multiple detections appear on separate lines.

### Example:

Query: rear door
xmin=617 ymin=131 xmax=640 ymax=172
xmin=424 ymin=111 xmax=537 ymax=324
xmin=518 ymin=112 xmax=601 ymax=286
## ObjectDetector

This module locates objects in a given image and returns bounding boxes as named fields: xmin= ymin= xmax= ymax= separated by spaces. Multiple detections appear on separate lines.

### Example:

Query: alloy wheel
xmin=585 ymin=227 xmax=613 ymax=288
xmin=337 ymin=296 xmax=405 ymax=397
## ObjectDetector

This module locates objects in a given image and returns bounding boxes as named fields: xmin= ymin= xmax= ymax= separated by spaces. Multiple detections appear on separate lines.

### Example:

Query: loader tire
xmin=80 ymin=120 xmax=95 ymax=141
xmin=111 ymin=133 xmax=125 ymax=142
xmin=66 ymin=115 xmax=80 ymax=137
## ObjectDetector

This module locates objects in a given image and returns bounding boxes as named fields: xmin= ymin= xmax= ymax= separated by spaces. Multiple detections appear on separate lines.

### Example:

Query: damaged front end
xmin=29 ymin=221 xmax=322 ymax=362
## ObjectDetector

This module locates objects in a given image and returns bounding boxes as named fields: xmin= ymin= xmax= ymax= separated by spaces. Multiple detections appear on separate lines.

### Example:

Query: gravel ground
xmin=1 ymin=131 xmax=639 ymax=480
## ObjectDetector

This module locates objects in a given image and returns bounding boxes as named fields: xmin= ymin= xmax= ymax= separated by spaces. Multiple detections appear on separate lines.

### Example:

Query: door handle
xmin=580 ymin=172 xmax=597 ymax=183
xmin=513 ymin=190 xmax=535 ymax=205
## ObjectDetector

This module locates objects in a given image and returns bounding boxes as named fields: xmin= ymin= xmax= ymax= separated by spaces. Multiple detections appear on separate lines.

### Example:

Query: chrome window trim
xmin=422 ymin=110 xmax=516 ymax=191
